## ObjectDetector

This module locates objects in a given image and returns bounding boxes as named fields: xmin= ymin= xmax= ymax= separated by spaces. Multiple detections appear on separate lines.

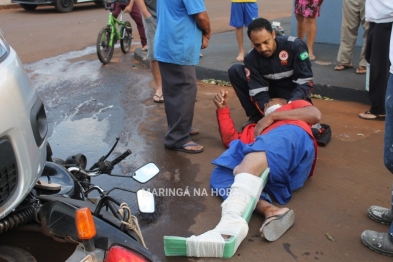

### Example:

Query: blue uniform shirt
xmin=155 ymin=0 xmax=206 ymax=65
xmin=244 ymin=36 xmax=314 ymax=105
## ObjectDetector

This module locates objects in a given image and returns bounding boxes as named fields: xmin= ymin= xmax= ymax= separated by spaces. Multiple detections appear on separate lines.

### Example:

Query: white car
xmin=11 ymin=0 xmax=102 ymax=13
xmin=0 ymin=29 xmax=48 ymax=219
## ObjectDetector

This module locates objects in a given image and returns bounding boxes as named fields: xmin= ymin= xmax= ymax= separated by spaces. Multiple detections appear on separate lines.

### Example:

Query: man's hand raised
xmin=213 ymin=90 xmax=229 ymax=109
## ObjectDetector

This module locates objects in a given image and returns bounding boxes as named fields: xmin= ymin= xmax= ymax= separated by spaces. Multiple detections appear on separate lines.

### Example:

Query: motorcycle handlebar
xmin=110 ymin=149 xmax=131 ymax=167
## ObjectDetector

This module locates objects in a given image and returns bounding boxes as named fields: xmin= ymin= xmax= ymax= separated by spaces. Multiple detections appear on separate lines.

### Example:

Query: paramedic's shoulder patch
xmin=300 ymin=51 xmax=309 ymax=60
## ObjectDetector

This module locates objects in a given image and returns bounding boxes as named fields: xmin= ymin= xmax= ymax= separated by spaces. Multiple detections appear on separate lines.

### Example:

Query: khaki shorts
xmin=143 ymin=16 xmax=157 ymax=61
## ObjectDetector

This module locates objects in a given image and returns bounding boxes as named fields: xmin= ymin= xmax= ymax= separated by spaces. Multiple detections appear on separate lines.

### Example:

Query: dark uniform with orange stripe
xmin=228 ymin=35 xmax=314 ymax=119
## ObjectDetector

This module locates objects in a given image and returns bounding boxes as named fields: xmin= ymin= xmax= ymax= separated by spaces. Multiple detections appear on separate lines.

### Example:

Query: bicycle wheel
xmin=96 ymin=26 xmax=114 ymax=64
xmin=120 ymin=21 xmax=132 ymax=54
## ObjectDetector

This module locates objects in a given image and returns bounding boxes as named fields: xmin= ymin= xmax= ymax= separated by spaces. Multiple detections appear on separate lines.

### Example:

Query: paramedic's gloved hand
xmin=214 ymin=90 xmax=229 ymax=109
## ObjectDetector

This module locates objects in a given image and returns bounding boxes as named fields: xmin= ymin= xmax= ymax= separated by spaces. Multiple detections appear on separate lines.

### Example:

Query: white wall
xmin=0 ymin=0 xmax=17 ymax=7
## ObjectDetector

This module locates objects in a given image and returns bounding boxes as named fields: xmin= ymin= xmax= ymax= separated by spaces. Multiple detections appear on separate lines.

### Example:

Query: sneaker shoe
xmin=368 ymin=206 xmax=393 ymax=225
xmin=361 ymin=230 xmax=393 ymax=256
xmin=241 ymin=114 xmax=262 ymax=131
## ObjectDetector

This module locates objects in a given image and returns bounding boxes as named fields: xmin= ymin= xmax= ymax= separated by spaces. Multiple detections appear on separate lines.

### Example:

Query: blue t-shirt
xmin=155 ymin=0 xmax=206 ymax=65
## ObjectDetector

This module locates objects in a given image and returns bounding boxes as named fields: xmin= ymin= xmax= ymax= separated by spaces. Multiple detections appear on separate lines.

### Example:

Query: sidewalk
xmin=135 ymin=16 xmax=370 ymax=105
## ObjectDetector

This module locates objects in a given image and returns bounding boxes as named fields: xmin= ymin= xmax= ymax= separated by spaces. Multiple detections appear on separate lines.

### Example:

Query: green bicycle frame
xmin=107 ymin=11 xmax=126 ymax=48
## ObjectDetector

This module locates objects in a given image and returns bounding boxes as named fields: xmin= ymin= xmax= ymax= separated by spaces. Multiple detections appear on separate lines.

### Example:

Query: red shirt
xmin=215 ymin=100 xmax=318 ymax=176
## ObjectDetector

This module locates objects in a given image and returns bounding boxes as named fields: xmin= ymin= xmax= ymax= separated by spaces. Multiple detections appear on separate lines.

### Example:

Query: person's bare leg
xmin=255 ymin=199 xmax=289 ymax=218
xmin=233 ymin=152 xmax=294 ymax=241
xmin=235 ymin=27 xmax=245 ymax=62
xmin=234 ymin=151 xmax=288 ymax=218
xmin=305 ymin=17 xmax=317 ymax=60
xmin=296 ymin=14 xmax=305 ymax=40
xmin=150 ymin=60 xmax=163 ymax=101
xmin=233 ymin=151 xmax=268 ymax=177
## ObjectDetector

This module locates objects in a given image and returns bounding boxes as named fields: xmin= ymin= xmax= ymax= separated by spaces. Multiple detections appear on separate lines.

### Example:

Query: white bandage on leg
xmin=186 ymin=173 xmax=264 ymax=257
xmin=222 ymin=173 xmax=264 ymax=217
xmin=186 ymin=217 xmax=248 ymax=257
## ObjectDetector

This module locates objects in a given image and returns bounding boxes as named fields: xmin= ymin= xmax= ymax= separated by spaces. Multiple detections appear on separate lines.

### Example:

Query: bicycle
xmin=96 ymin=0 xmax=133 ymax=64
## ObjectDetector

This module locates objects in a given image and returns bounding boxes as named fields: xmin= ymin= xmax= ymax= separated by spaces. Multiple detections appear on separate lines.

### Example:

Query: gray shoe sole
xmin=261 ymin=209 xmax=295 ymax=242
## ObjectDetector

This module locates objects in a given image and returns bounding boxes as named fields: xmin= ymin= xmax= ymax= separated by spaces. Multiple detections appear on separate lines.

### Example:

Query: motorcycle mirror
xmin=132 ymin=163 xmax=159 ymax=183
xmin=137 ymin=189 xmax=155 ymax=213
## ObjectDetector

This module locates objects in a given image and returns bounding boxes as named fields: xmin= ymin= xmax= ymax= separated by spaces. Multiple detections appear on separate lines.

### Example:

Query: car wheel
xmin=20 ymin=4 xmax=37 ymax=10
xmin=54 ymin=0 xmax=73 ymax=13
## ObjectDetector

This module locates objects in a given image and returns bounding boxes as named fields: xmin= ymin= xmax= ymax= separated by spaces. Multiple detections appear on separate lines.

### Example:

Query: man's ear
xmin=272 ymin=30 xmax=276 ymax=40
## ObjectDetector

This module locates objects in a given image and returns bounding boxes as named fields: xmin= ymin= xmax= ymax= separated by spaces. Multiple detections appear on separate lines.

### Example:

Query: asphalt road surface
xmin=1 ymin=1 xmax=392 ymax=261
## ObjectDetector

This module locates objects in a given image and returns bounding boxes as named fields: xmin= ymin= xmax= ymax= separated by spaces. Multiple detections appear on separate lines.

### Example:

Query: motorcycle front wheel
xmin=96 ymin=26 xmax=114 ymax=64
xmin=0 ymin=245 xmax=36 ymax=262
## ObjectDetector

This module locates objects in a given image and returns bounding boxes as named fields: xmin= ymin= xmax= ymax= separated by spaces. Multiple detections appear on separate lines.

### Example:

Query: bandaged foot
xmin=186 ymin=173 xmax=264 ymax=257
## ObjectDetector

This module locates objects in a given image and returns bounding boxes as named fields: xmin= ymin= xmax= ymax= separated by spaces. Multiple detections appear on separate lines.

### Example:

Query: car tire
xmin=54 ymin=0 xmax=74 ymax=13
xmin=20 ymin=4 xmax=38 ymax=10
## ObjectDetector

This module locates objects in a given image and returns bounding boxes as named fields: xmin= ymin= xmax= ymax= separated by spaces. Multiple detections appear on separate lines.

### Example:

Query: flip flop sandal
xmin=189 ymin=127 xmax=199 ymax=135
xmin=334 ymin=64 xmax=353 ymax=71
xmin=153 ymin=94 xmax=164 ymax=103
xmin=356 ymin=66 xmax=367 ymax=74
xmin=358 ymin=111 xmax=386 ymax=120
xmin=165 ymin=142 xmax=204 ymax=154
xmin=260 ymin=209 xmax=295 ymax=241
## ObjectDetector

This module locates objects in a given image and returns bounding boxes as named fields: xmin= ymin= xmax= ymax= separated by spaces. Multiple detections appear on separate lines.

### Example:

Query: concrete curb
xmin=134 ymin=48 xmax=370 ymax=104
xmin=0 ymin=4 xmax=20 ymax=10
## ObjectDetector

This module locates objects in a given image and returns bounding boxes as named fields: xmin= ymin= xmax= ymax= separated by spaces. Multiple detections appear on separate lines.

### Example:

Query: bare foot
xmin=309 ymin=54 xmax=316 ymax=61
xmin=183 ymin=141 xmax=203 ymax=152
xmin=262 ymin=207 xmax=290 ymax=219
xmin=236 ymin=53 xmax=244 ymax=62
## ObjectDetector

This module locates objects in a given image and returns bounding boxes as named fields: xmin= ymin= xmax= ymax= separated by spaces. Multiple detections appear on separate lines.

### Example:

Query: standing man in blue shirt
xmin=155 ymin=0 xmax=211 ymax=154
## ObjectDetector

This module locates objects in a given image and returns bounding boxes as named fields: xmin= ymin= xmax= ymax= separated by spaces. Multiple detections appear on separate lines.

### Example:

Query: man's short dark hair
xmin=247 ymin=18 xmax=273 ymax=38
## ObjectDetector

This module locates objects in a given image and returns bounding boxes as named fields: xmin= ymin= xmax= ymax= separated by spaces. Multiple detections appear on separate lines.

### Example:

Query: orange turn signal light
xmin=75 ymin=207 xmax=96 ymax=240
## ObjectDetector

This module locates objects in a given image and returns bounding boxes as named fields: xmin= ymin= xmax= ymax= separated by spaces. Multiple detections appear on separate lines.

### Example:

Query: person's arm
xmin=254 ymin=103 xmax=321 ymax=137
xmin=194 ymin=11 xmax=211 ymax=49
xmin=290 ymin=39 xmax=314 ymax=101
xmin=213 ymin=90 xmax=242 ymax=148
xmin=134 ymin=0 xmax=151 ymax=18
xmin=124 ymin=0 xmax=134 ymax=14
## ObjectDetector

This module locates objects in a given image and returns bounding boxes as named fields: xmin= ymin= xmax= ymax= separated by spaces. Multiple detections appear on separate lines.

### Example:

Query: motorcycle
xmin=0 ymin=139 xmax=160 ymax=262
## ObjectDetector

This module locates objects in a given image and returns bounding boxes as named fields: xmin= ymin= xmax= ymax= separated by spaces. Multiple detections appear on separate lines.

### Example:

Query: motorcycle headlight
xmin=105 ymin=245 xmax=149 ymax=262
xmin=0 ymin=29 xmax=10 ymax=63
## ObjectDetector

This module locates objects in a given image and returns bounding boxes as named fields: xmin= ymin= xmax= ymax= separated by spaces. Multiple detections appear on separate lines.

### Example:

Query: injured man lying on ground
xmin=210 ymin=90 xmax=321 ymax=241
xmin=210 ymin=89 xmax=320 ymax=241
xmin=163 ymin=90 xmax=320 ymax=258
